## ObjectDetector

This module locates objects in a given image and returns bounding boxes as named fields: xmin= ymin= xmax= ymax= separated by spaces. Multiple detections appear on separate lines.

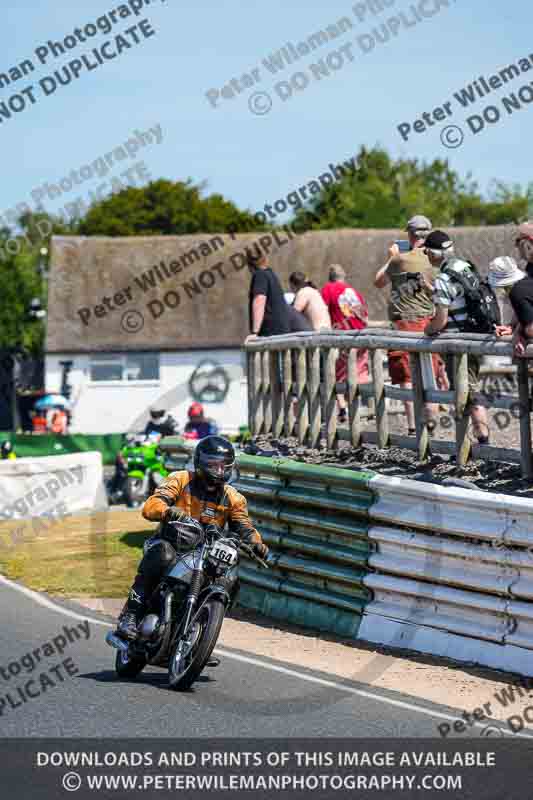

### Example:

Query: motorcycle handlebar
xmin=167 ymin=522 xmax=270 ymax=568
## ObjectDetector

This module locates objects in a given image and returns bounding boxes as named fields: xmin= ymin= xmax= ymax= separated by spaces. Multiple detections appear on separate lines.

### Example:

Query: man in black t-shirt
xmin=246 ymin=252 xmax=290 ymax=340
xmin=510 ymin=222 xmax=533 ymax=357
xmin=509 ymin=276 xmax=533 ymax=356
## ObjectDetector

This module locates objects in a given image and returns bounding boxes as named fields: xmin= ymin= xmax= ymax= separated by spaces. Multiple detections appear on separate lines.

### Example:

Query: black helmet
xmin=194 ymin=435 xmax=235 ymax=487
xmin=149 ymin=406 xmax=166 ymax=421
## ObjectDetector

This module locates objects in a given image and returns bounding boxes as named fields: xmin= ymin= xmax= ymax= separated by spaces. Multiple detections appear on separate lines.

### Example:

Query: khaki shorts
xmin=445 ymin=354 xmax=484 ymax=405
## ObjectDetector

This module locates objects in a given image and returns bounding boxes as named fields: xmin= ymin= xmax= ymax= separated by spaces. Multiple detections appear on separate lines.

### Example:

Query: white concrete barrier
xmin=0 ymin=452 xmax=108 ymax=522
xmin=362 ymin=474 xmax=533 ymax=676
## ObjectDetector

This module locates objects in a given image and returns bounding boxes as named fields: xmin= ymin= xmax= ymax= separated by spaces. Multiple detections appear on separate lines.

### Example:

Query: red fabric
xmin=322 ymin=281 xmax=369 ymax=385
xmin=32 ymin=415 xmax=48 ymax=433
xmin=50 ymin=409 xmax=68 ymax=434
xmin=388 ymin=318 xmax=442 ymax=385
xmin=321 ymin=282 xmax=368 ymax=329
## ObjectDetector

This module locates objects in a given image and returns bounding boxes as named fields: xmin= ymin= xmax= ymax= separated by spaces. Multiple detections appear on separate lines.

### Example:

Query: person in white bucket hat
xmin=489 ymin=256 xmax=525 ymax=337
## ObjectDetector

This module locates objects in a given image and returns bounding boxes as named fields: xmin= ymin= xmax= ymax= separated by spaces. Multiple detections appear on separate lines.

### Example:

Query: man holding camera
xmin=374 ymin=215 xmax=439 ymax=435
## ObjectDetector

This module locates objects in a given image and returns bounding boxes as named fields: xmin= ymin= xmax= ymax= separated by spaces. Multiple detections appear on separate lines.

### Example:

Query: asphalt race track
xmin=0 ymin=576 xmax=507 ymax=739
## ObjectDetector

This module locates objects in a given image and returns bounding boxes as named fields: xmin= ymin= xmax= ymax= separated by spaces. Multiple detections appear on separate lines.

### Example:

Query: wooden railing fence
xmin=244 ymin=329 xmax=533 ymax=479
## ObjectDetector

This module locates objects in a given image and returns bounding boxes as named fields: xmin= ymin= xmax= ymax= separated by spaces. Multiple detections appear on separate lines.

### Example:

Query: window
xmin=90 ymin=353 xmax=160 ymax=382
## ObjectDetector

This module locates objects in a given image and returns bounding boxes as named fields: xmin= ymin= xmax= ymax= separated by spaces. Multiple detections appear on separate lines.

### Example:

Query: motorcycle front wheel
xmin=168 ymin=598 xmax=225 ymax=690
xmin=125 ymin=476 xmax=145 ymax=507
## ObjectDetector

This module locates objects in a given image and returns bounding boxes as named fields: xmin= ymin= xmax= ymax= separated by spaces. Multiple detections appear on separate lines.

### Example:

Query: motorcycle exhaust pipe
xmin=105 ymin=631 xmax=130 ymax=652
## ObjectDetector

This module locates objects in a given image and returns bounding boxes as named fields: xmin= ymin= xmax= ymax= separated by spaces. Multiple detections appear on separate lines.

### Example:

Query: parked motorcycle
xmin=112 ymin=433 xmax=167 ymax=507
xmin=105 ymin=522 xmax=269 ymax=690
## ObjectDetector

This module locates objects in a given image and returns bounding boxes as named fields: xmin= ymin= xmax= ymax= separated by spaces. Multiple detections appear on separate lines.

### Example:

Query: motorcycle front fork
xmin=173 ymin=568 xmax=204 ymax=659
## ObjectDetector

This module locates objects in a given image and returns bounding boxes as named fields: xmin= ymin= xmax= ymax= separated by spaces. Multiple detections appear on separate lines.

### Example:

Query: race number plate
xmin=209 ymin=542 xmax=238 ymax=566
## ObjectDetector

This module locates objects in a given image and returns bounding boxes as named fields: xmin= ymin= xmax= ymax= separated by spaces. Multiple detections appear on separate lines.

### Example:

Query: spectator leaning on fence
xmin=489 ymin=256 xmax=533 ymax=358
xmin=374 ymin=214 xmax=440 ymax=435
xmin=321 ymin=264 xmax=369 ymax=424
xmin=423 ymin=230 xmax=489 ymax=445
xmin=516 ymin=221 xmax=533 ymax=279
xmin=289 ymin=272 xmax=331 ymax=331
xmin=245 ymin=251 xmax=290 ymax=343
xmin=488 ymin=257 xmax=525 ymax=337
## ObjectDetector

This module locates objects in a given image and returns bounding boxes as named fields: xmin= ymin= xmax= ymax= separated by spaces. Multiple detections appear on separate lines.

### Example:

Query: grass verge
xmin=0 ymin=509 xmax=155 ymax=597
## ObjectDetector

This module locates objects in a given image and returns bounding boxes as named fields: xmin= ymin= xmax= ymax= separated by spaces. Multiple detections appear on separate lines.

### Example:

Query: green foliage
xmin=0 ymin=237 xmax=44 ymax=354
xmin=292 ymin=146 xmax=530 ymax=230
xmin=77 ymin=179 xmax=262 ymax=236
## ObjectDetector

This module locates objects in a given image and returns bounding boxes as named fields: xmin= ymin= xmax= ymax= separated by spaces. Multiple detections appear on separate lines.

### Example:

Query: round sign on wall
xmin=189 ymin=360 xmax=230 ymax=404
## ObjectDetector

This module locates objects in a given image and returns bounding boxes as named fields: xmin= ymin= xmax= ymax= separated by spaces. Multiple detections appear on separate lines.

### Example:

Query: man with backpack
xmin=423 ymin=231 xmax=499 ymax=445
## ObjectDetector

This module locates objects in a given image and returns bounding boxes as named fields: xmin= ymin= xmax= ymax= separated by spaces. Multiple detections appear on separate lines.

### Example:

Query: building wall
xmin=46 ymin=349 xmax=247 ymax=434
xmin=47 ymin=226 xmax=519 ymax=353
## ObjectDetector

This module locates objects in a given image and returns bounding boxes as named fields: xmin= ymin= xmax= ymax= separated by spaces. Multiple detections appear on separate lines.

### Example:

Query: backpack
xmin=441 ymin=259 xmax=501 ymax=334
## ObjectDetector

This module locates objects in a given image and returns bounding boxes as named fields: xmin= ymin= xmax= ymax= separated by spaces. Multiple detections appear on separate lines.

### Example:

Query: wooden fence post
xmin=269 ymin=350 xmax=283 ymax=439
xmin=347 ymin=348 xmax=361 ymax=447
xmin=409 ymin=352 xmax=430 ymax=460
xmin=282 ymin=349 xmax=295 ymax=437
xmin=307 ymin=347 xmax=322 ymax=448
xmin=517 ymin=358 xmax=533 ymax=479
xmin=250 ymin=350 xmax=263 ymax=435
xmin=261 ymin=350 xmax=272 ymax=436
xmin=324 ymin=348 xmax=338 ymax=450
xmin=454 ymin=353 xmax=471 ymax=466
xmin=296 ymin=347 xmax=309 ymax=444
xmin=370 ymin=348 xmax=389 ymax=449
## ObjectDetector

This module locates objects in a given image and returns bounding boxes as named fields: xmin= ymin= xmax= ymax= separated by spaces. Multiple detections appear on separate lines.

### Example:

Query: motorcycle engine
xmin=137 ymin=613 xmax=160 ymax=641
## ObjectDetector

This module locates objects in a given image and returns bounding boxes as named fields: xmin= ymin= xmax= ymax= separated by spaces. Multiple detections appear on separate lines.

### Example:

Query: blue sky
xmin=1 ymin=0 xmax=531 ymax=225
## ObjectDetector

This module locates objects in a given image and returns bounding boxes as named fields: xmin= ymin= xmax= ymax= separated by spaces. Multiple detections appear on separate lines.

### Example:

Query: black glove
xmin=164 ymin=507 xmax=188 ymax=524
xmin=252 ymin=541 xmax=269 ymax=560
xmin=163 ymin=508 xmax=204 ymax=546
xmin=204 ymin=523 xmax=223 ymax=540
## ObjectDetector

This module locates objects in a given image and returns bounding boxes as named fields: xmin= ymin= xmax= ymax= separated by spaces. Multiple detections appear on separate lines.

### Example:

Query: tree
xmin=77 ymin=179 xmax=263 ymax=237
xmin=292 ymin=146 xmax=530 ymax=230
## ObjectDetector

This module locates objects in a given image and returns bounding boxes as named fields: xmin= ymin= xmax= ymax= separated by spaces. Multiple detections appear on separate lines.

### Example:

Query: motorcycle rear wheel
xmin=168 ymin=598 xmax=225 ymax=690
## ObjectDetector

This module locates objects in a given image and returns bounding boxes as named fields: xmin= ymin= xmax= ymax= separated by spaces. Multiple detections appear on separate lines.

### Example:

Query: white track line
xmin=2 ymin=573 xmax=531 ymax=739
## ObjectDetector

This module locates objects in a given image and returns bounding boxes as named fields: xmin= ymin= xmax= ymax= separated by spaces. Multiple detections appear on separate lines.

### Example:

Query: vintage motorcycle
xmin=105 ymin=522 xmax=269 ymax=690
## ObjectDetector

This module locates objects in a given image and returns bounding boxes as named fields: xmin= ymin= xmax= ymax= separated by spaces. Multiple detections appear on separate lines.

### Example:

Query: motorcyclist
xmin=183 ymin=402 xmax=218 ymax=439
xmin=109 ymin=408 xmax=177 ymax=498
xmin=1 ymin=441 xmax=16 ymax=460
xmin=144 ymin=406 xmax=178 ymax=438
xmin=115 ymin=435 xmax=269 ymax=643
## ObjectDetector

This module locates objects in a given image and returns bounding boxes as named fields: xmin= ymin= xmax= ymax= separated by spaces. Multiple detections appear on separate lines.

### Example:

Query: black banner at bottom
xmin=1 ymin=739 xmax=532 ymax=799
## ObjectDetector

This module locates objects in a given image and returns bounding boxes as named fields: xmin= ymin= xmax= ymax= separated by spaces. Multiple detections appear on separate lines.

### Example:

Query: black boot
xmin=116 ymin=577 xmax=146 ymax=641
xmin=117 ymin=612 xmax=139 ymax=641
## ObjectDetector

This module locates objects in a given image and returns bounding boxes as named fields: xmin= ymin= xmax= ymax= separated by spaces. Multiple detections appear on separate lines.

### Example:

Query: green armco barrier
xmin=233 ymin=455 xmax=376 ymax=640
xmin=0 ymin=433 xmax=125 ymax=465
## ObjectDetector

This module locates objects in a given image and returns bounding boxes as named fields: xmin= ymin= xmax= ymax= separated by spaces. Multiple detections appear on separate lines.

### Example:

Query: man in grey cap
xmin=374 ymin=214 xmax=439 ymax=435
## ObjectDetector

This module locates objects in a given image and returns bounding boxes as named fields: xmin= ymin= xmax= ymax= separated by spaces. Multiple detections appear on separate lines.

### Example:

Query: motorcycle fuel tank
xmin=167 ymin=549 xmax=201 ymax=585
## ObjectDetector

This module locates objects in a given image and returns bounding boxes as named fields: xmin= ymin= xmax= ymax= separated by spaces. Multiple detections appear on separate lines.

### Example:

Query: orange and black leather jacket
xmin=142 ymin=470 xmax=263 ymax=546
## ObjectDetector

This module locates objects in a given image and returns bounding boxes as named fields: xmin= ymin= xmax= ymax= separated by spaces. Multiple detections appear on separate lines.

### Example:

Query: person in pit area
xmin=183 ymin=402 xmax=219 ymax=439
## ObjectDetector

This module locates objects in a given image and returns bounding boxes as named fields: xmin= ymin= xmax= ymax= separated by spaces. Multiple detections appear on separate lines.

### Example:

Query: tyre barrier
xmin=157 ymin=445 xmax=533 ymax=676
